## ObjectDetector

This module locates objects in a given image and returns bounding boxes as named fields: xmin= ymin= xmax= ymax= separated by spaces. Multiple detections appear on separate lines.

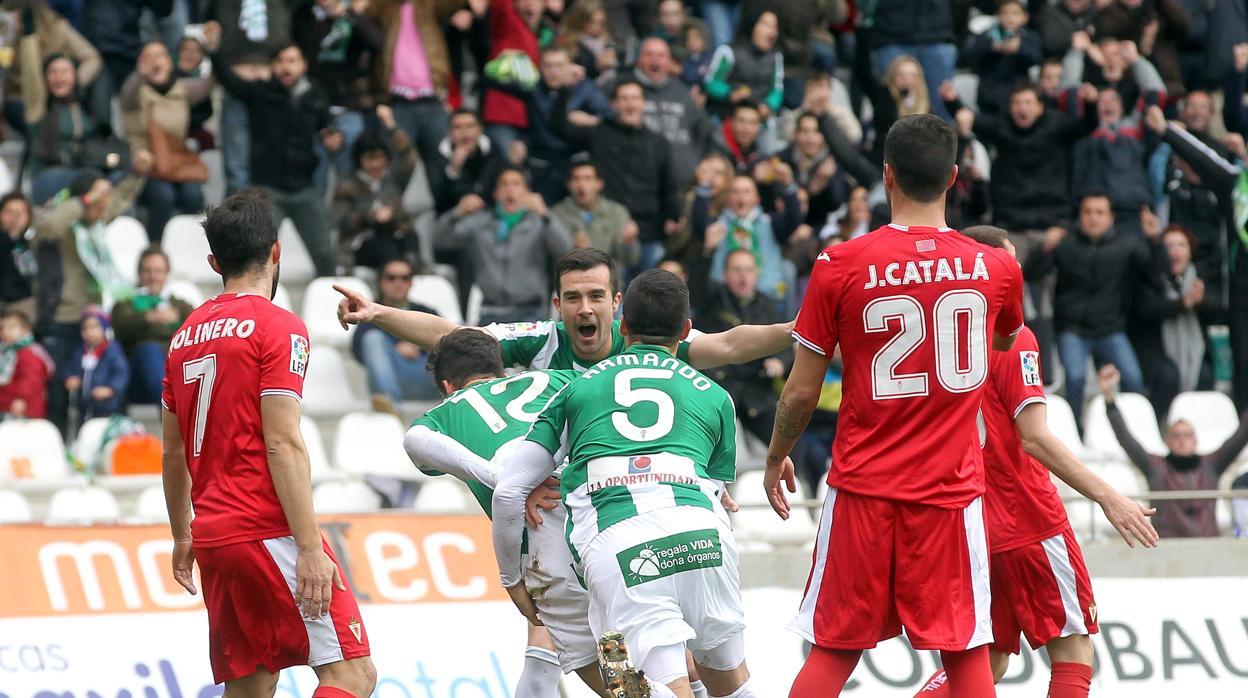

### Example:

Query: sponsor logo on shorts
xmin=616 ymin=529 xmax=723 ymax=587
xmin=348 ymin=616 xmax=362 ymax=643
xmin=290 ymin=334 xmax=309 ymax=376
xmin=1020 ymin=351 xmax=1041 ymax=386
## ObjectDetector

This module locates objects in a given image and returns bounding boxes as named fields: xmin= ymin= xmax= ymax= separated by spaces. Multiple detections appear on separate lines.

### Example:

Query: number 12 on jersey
xmin=866 ymin=291 xmax=988 ymax=400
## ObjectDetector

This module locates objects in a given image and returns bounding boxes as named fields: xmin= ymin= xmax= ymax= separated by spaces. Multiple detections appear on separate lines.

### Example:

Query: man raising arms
xmin=765 ymin=115 xmax=1025 ymax=698
xmin=334 ymin=248 xmax=794 ymax=373
xmin=161 ymin=191 xmax=376 ymax=698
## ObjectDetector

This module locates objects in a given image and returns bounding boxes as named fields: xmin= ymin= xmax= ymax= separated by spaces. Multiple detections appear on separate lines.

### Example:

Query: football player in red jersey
xmin=765 ymin=114 xmax=1025 ymax=698
xmin=910 ymin=225 xmax=1157 ymax=698
xmin=161 ymin=191 xmax=376 ymax=698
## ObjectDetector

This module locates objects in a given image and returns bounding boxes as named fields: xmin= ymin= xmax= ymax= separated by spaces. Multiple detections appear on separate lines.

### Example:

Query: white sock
xmin=690 ymin=679 xmax=709 ymax=698
xmin=515 ymin=646 xmax=561 ymax=698
xmin=718 ymin=678 xmax=761 ymax=698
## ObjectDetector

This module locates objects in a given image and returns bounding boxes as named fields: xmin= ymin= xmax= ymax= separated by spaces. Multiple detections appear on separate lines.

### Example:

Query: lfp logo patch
xmin=290 ymin=334 xmax=309 ymax=377
xmin=1020 ymin=351 xmax=1041 ymax=386
xmin=628 ymin=456 xmax=652 ymax=473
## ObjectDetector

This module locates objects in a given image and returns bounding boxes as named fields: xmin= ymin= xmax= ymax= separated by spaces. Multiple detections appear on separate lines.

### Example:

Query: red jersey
xmin=982 ymin=327 xmax=1070 ymax=552
xmin=161 ymin=293 xmax=310 ymax=548
xmin=793 ymin=224 xmax=1024 ymax=507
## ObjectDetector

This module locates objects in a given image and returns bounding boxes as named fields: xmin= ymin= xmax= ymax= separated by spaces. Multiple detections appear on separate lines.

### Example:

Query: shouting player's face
xmin=554 ymin=264 xmax=620 ymax=361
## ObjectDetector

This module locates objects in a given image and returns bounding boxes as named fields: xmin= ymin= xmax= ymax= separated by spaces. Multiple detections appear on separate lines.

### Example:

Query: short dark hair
xmin=622 ymin=269 xmax=689 ymax=346
xmin=883 ymin=114 xmax=958 ymax=203
xmin=611 ymin=78 xmax=644 ymax=100
xmin=268 ymin=42 xmax=302 ymax=63
xmin=556 ymin=248 xmax=618 ymax=294
xmin=0 ymin=309 xmax=32 ymax=329
xmin=732 ymin=101 xmax=762 ymax=119
xmin=795 ymin=111 xmax=822 ymax=132
xmin=138 ymin=246 xmax=170 ymax=270
xmin=352 ymin=130 xmax=392 ymax=169
xmin=449 ymin=107 xmax=480 ymax=124
xmin=961 ymin=225 xmax=1010 ymax=249
xmin=568 ymin=159 xmax=598 ymax=179
xmin=428 ymin=329 xmax=505 ymax=393
xmin=724 ymin=247 xmax=758 ymax=268
xmin=1010 ymin=82 xmax=1042 ymax=101
xmin=1079 ymin=191 xmax=1112 ymax=208
xmin=0 ymin=191 xmax=30 ymax=214
xmin=202 ymin=189 xmax=278 ymax=279
xmin=493 ymin=165 xmax=530 ymax=190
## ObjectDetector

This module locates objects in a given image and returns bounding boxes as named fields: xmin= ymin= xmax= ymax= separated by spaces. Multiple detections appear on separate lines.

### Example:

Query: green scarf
xmin=1232 ymin=169 xmax=1248 ymax=273
xmin=70 ymin=218 xmax=132 ymax=301
xmin=495 ymin=206 xmax=528 ymax=242
xmin=723 ymin=207 xmax=764 ymax=268
xmin=0 ymin=334 xmax=33 ymax=385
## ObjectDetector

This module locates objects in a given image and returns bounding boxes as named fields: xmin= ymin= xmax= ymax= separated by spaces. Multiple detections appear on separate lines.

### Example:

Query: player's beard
xmin=270 ymin=262 xmax=281 ymax=300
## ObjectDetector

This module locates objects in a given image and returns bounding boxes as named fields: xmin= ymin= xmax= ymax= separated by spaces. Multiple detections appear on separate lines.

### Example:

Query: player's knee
xmin=1047 ymin=634 xmax=1094 ymax=666
xmin=989 ymin=650 xmax=1009 ymax=683
xmin=319 ymin=657 xmax=377 ymax=697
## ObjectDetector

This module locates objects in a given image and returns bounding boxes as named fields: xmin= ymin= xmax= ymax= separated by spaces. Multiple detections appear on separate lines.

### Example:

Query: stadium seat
xmin=302 ymin=348 xmax=369 ymax=417
xmin=105 ymin=216 xmax=150 ymax=284
xmin=277 ymin=219 xmax=317 ymax=283
xmin=0 ymin=419 xmax=70 ymax=481
xmin=734 ymin=421 xmax=767 ymax=472
xmin=300 ymin=416 xmax=335 ymax=481
xmin=0 ymin=489 xmax=32 ymax=523
xmin=46 ymin=486 xmax=121 ymax=524
xmin=1169 ymin=391 xmax=1240 ymax=455
xmin=1083 ymin=393 xmax=1165 ymax=462
xmin=313 ymin=480 xmax=383 ymax=513
xmin=466 ymin=285 xmax=483 ymax=326
xmin=271 ymin=283 xmax=294 ymax=312
xmin=72 ymin=417 xmax=111 ymax=469
xmin=413 ymin=477 xmax=476 ymax=514
xmin=332 ymin=412 xmax=427 ymax=480
xmin=164 ymin=279 xmax=206 ymax=307
xmin=731 ymin=471 xmax=816 ymax=547
xmin=162 ymin=215 xmax=216 ymax=284
xmin=1043 ymin=393 xmax=1093 ymax=460
xmin=302 ymin=277 xmax=372 ymax=348
xmin=133 ymin=485 xmax=170 ymax=524
xmin=409 ymin=275 xmax=464 ymax=325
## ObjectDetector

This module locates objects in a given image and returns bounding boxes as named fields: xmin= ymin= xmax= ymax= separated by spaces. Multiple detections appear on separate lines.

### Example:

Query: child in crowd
xmin=681 ymin=22 xmax=713 ymax=87
xmin=65 ymin=308 xmax=129 ymax=420
xmin=0 ymin=311 xmax=53 ymax=419
xmin=962 ymin=0 xmax=1043 ymax=115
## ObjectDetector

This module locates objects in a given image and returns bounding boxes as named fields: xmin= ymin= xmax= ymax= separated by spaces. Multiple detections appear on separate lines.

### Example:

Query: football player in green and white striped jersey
xmin=402 ymin=329 xmax=610 ymax=698
xmin=492 ymin=270 xmax=764 ymax=698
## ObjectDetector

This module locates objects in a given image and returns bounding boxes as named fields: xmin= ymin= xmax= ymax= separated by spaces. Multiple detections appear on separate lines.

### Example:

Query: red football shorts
xmin=989 ymin=526 xmax=1098 ymax=655
xmin=789 ymin=488 xmax=993 ymax=651
xmin=197 ymin=535 xmax=371 ymax=683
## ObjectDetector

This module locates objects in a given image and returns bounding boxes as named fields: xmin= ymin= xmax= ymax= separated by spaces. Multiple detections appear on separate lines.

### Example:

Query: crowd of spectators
xmin=0 ymin=0 xmax=1247 ymax=533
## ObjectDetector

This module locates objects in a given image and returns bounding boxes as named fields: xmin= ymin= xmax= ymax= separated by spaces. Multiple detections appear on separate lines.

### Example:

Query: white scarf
xmin=240 ymin=0 xmax=269 ymax=43
xmin=1162 ymin=265 xmax=1206 ymax=392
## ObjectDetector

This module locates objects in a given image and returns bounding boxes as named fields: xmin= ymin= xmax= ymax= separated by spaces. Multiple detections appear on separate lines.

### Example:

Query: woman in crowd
xmin=704 ymin=10 xmax=784 ymax=121
xmin=867 ymin=55 xmax=931 ymax=163
xmin=559 ymin=0 xmax=619 ymax=85
xmin=2 ymin=0 xmax=100 ymax=135
xmin=20 ymin=25 xmax=98 ymax=204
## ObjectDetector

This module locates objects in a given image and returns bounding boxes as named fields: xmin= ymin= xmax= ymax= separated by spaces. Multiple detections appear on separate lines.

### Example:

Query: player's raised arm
xmin=1014 ymin=403 xmax=1159 ymax=548
xmin=686 ymin=320 xmax=796 ymax=370
xmin=261 ymin=394 xmax=344 ymax=620
xmin=334 ymin=283 xmax=460 ymax=350
xmin=161 ymin=408 xmax=197 ymax=595
xmin=404 ymin=424 xmax=503 ymax=489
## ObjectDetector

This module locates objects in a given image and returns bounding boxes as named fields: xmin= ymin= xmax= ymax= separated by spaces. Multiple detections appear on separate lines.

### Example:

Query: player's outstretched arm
xmin=1015 ymin=403 xmax=1159 ymax=548
xmin=764 ymin=345 xmax=830 ymax=519
xmin=334 ymin=283 xmax=460 ymax=350
xmin=261 ymin=395 xmax=345 ymax=620
xmin=404 ymin=425 xmax=503 ymax=488
xmin=161 ymin=409 xmax=197 ymax=595
xmin=686 ymin=320 xmax=796 ymax=370
xmin=491 ymin=440 xmax=558 ymax=625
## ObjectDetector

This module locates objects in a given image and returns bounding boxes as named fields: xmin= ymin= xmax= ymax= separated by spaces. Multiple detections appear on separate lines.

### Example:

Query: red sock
xmin=913 ymin=669 xmax=951 ymax=696
xmin=939 ymin=647 xmax=996 ymax=698
xmin=312 ymin=688 xmax=357 ymax=698
xmin=1048 ymin=662 xmax=1092 ymax=698
xmin=790 ymin=646 xmax=862 ymax=698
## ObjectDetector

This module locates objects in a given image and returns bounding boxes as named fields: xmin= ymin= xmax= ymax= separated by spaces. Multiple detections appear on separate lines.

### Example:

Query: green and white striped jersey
xmin=525 ymin=344 xmax=737 ymax=560
xmin=412 ymin=369 xmax=578 ymax=517
xmin=485 ymin=320 xmax=697 ymax=372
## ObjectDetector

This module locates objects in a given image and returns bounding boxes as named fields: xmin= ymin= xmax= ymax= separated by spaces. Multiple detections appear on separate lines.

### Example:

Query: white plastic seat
xmin=162 ymin=215 xmax=215 ymax=283
xmin=106 ymin=216 xmax=151 ymax=284
xmin=1042 ymin=393 xmax=1092 ymax=460
xmin=730 ymin=471 xmax=816 ymax=546
xmin=271 ymin=283 xmax=294 ymax=312
xmin=276 ymin=218 xmax=316 ymax=283
xmin=46 ymin=486 xmax=121 ymax=524
xmin=72 ymin=417 xmax=111 ymax=469
xmin=1169 ymin=391 xmax=1240 ymax=456
xmin=0 ymin=419 xmax=70 ymax=481
xmin=466 ymin=285 xmax=483 ymax=326
xmin=163 ymin=279 xmax=205 ymax=308
xmin=333 ymin=412 xmax=427 ymax=480
xmin=302 ymin=277 xmax=372 ymax=348
xmin=409 ymin=275 xmax=463 ymax=324
xmin=301 ymin=416 xmax=334 ymax=481
xmin=733 ymin=420 xmax=767 ymax=472
xmin=413 ymin=477 xmax=475 ymax=514
xmin=0 ymin=489 xmax=32 ymax=523
xmin=301 ymin=349 xmax=369 ymax=417
xmin=133 ymin=485 xmax=170 ymax=524
xmin=313 ymin=480 xmax=383 ymax=513
xmin=1083 ymin=394 xmax=1165 ymax=462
